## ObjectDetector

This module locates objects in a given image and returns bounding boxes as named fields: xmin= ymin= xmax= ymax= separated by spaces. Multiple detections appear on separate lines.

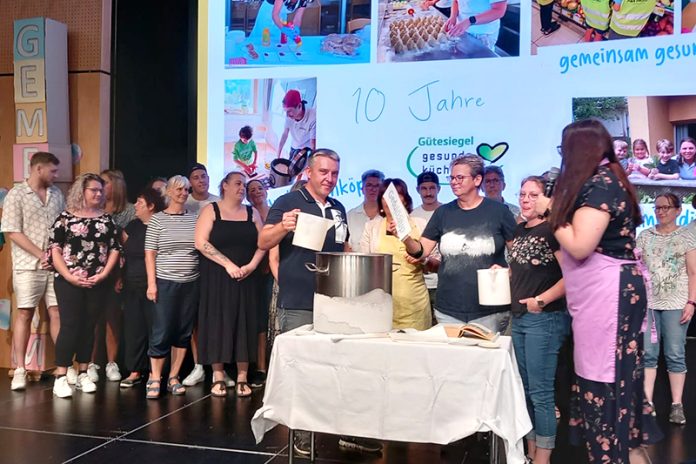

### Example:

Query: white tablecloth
xmin=251 ymin=327 xmax=532 ymax=464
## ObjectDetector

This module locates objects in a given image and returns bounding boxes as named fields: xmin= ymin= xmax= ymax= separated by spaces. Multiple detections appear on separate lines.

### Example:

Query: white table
xmin=251 ymin=326 xmax=532 ymax=463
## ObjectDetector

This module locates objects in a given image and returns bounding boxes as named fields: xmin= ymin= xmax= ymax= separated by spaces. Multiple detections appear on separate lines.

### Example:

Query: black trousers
xmin=123 ymin=283 xmax=153 ymax=373
xmin=540 ymin=3 xmax=554 ymax=30
xmin=54 ymin=277 xmax=108 ymax=367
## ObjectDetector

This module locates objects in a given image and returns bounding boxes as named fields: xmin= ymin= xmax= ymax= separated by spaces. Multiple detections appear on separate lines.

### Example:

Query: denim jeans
xmin=279 ymin=307 xmax=313 ymax=333
xmin=511 ymin=310 xmax=570 ymax=449
xmin=434 ymin=309 xmax=511 ymax=334
xmin=148 ymin=278 xmax=199 ymax=358
xmin=644 ymin=309 xmax=689 ymax=373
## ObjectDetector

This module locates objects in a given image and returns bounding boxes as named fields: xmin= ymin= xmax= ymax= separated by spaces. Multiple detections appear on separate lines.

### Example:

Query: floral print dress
xmin=563 ymin=166 xmax=662 ymax=463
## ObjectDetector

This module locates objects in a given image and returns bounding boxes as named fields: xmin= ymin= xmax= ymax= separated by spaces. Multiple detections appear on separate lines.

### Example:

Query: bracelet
xmin=687 ymin=300 xmax=696 ymax=307
xmin=407 ymin=241 xmax=424 ymax=259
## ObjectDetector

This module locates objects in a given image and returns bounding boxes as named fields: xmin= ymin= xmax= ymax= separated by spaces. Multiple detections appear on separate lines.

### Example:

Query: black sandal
xmin=210 ymin=380 xmax=227 ymax=397
xmin=236 ymin=381 xmax=252 ymax=398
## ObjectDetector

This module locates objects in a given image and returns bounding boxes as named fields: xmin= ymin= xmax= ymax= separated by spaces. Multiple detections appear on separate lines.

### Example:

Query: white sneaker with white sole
xmin=77 ymin=373 xmax=97 ymax=393
xmin=105 ymin=362 xmax=122 ymax=382
xmin=87 ymin=363 xmax=100 ymax=383
xmin=53 ymin=376 xmax=73 ymax=398
xmin=182 ymin=364 xmax=205 ymax=386
xmin=11 ymin=367 xmax=27 ymax=391
xmin=66 ymin=367 xmax=78 ymax=385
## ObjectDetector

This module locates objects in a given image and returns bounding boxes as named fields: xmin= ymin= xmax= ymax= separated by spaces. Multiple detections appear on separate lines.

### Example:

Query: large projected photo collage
xmin=204 ymin=0 xmax=696 ymax=228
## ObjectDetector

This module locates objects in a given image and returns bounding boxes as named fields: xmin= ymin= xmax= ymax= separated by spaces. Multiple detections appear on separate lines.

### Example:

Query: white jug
xmin=477 ymin=268 xmax=511 ymax=306
xmin=292 ymin=212 xmax=334 ymax=251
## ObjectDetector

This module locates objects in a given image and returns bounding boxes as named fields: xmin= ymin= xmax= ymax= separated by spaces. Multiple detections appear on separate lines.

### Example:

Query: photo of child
xmin=223 ymin=77 xmax=318 ymax=190
xmin=648 ymin=139 xmax=679 ymax=180
xmin=233 ymin=126 xmax=259 ymax=177
xmin=627 ymin=138 xmax=652 ymax=179
xmin=225 ymin=0 xmax=372 ymax=66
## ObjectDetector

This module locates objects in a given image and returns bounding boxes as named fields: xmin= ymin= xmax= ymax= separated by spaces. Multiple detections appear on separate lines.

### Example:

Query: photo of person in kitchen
xmin=376 ymin=0 xmax=519 ymax=61
xmin=531 ymin=0 xmax=674 ymax=54
xmin=225 ymin=0 xmax=371 ymax=66
xmin=224 ymin=78 xmax=318 ymax=190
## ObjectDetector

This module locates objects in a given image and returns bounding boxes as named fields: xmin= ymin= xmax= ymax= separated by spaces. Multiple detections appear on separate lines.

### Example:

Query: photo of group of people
xmin=531 ymin=0 xmax=675 ymax=53
xmin=225 ymin=0 xmax=371 ymax=66
xmin=224 ymin=78 xmax=317 ymax=189
xmin=572 ymin=96 xmax=696 ymax=187
xmin=685 ymin=0 xmax=696 ymax=31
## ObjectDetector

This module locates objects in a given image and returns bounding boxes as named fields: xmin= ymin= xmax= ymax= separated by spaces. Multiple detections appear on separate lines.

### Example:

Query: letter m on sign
xmin=16 ymin=103 xmax=47 ymax=143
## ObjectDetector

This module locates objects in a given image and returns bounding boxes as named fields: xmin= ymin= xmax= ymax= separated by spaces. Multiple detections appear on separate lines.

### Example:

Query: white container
xmin=477 ymin=268 xmax=511 ymax=306
xmin=292 ymin=212 xmax=334 ymax=251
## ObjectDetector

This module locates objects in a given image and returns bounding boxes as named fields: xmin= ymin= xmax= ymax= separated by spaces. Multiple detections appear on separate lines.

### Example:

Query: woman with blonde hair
xmin=49 ymin=174 xmax=121 ymax=398
xmin=86 ymin=169 xmax=136 ymax=383
xmin=144 ymin=175 xmax=199 ymax=399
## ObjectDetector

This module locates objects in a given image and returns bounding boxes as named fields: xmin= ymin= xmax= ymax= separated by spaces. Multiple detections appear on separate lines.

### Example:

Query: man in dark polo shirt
xmin=259 ymin=148 xmax=349 ymax=331
xmin=258 ymin=148 xmax=381 ymax=457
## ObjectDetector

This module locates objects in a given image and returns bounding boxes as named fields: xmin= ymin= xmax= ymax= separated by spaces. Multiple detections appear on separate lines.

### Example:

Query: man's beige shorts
xmin=12 ymin=270 xmax=58 ymax=309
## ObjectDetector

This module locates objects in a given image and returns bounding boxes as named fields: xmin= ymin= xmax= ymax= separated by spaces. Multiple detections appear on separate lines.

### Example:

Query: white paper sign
xmin=384 ymin=182 xmax=412 ymax=241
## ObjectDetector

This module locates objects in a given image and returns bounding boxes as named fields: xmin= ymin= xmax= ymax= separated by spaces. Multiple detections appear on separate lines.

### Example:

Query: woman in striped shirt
xmin=144 ymin=175 xmax=200 ymax=399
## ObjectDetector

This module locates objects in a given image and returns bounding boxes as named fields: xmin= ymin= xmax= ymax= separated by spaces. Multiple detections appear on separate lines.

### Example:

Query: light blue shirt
xmin=679 ymin=161 xmax=696 ymax=180
xmin=455 ymin=0 xmax=506 ymax=35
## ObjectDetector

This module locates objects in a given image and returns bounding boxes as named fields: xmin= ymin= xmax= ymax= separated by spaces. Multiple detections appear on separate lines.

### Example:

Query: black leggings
xmin=540 ymin=2 xmax=554 ymax=30
xmin=123 ymin=284 xmax=153 ymax=373
xmin=54 ymin=277 xmax=108 ymax=367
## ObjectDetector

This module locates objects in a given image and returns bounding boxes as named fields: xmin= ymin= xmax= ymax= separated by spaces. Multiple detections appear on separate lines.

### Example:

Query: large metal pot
xmin=305 ymin=252 xmax=393 ymax=298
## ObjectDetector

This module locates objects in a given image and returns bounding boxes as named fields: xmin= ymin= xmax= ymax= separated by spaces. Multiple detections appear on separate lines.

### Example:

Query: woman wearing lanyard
xmin=534 ymin=119 xmax=661 ymax=463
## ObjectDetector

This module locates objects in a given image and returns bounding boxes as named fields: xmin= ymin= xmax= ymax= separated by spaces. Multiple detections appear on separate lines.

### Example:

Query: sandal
xmin=236 ymin=381 xmax=252 ymax=398
xmin=210 ymin=380 xmax=227 ymax=397
xmin=167 ymin=376 xmax=186 ymax=396
xmin=146 ymin=379 xmax=161 ymax=399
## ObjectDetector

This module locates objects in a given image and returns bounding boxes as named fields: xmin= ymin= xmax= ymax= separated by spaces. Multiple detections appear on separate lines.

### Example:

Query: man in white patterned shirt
xmin=1 ymin=152 xmax=65 ymax=391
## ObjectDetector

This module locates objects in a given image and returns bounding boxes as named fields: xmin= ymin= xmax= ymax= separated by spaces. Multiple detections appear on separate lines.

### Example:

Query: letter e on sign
xmin=14 ymin=60 xmax=46 ymax=103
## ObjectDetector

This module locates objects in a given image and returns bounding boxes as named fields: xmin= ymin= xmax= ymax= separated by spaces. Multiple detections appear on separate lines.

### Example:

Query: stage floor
xmin=0 ymin=340 xmax=694 ymax=463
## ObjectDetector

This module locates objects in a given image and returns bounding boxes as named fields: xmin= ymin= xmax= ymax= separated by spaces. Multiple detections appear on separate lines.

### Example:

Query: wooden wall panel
xmin=0 ymin=0 xmax=111 ymax=74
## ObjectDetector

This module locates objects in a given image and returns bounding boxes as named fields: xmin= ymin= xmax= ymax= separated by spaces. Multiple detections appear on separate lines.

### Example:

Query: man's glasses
xmin=447 ymin=175 xmax=474 ymax=184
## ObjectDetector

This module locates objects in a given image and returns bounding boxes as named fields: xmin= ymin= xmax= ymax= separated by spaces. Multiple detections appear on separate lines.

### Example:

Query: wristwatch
xmin=468 ymin=15 xmax=477 ymax=25
xmin=534 ymin=296 xmax=546 ymax=309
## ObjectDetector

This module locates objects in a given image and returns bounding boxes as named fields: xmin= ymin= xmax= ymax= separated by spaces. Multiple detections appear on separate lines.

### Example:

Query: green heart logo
xmin=476 ymin=142 xmax=509 ymax=163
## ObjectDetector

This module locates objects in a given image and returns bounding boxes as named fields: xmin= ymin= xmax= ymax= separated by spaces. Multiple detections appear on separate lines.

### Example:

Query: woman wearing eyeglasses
xmin=48 ymin=174 xmax=121 ymax=398
xmin=636 ymin=193 xmax=696 ymax=425
xmin=509 ymin=176 xmax=569 ymax=464
xmin=534 ymin=120 xmax=661 ymax=463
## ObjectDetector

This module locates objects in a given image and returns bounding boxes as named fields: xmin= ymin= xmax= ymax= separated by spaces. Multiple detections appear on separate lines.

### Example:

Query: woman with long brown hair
xmin=534 ymin=119 xmax=661 ymax=463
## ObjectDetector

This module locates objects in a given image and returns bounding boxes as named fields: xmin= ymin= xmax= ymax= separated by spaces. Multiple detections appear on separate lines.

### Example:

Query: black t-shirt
xmin=266 ymin=187 xmax=348 ymax=310
xmin=422 ymin=197 xmax=516 ymax=321
xmin=509 ymin=221 xmax=565 ymax=316
xmin=123 ymin=218 xmax=147 ymax=286
xmin=657 ymin=159 xmax=679 ymax=175
xmin=574 ymin=165 xmax=637 ymax=260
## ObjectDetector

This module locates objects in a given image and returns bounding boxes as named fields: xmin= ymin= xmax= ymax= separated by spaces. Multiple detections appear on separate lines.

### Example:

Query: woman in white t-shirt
xmin=636 ymin=193 xmax=696 ymax=425
xmin=444 ymin=0 xmax=507 ymax=51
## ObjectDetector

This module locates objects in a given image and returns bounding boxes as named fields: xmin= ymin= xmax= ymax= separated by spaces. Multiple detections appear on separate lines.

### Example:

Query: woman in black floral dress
xmin=49 ymin=174 xmax=121 ymax=398
xmin=535 ymin=120 xmax=661 ymax=463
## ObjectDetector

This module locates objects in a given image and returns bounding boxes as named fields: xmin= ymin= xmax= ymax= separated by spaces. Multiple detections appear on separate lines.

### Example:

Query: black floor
xmin=0 ymin=340 xmax=694 ymax=464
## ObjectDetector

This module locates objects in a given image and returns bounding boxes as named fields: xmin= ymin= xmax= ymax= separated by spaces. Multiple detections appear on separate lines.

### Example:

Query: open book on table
xmin=444 ymin=323 xmax=500 ymax=342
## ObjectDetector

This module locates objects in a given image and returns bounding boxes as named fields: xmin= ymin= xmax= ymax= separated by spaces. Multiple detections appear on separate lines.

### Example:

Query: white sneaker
xmin=87 ymin=363 xmax=100 ymax=382
xmin=66 ymin=367 xmax=78 ymax=385
xmin=11 ymin=367 xmax=27 ymax=391
xmin=53 ymin=376 xmax=73 ymax=398
xmin=76 ymin=373 xmax=97 ymax=393
xmin=182 ymin=364 xmax=205 ymax=386
xmin=105 ymin=362 xmax=122 ymax=382
xmin=223 ymin=371 xmax=236 ymax=388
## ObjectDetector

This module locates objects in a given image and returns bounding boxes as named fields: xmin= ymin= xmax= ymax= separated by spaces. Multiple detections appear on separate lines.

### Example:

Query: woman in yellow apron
xmin=359 ymin=178 xmax=431 ymax=331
